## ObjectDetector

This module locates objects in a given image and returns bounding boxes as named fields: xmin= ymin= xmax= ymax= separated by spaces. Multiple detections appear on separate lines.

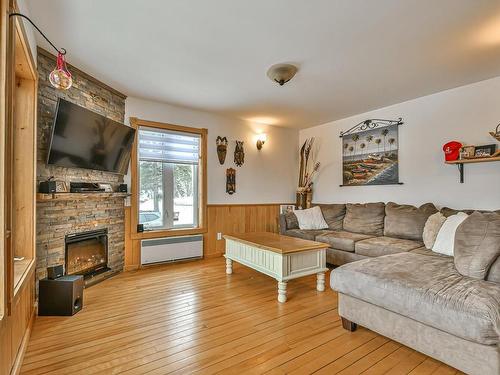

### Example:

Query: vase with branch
xmin=297 ymin=137 xmax=320 ymax=209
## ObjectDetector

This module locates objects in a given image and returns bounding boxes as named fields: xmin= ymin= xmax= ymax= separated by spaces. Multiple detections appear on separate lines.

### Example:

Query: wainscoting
xmin=124 ymin=204 xmax=282 ymax=269
xmin=204 ymin=204 xmax=281 ymax=258
xmin=0 ymin=266 xmax=36 ymax=375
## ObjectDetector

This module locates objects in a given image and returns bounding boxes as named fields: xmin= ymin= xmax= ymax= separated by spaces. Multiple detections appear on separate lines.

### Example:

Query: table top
xmin=223 ymin=232 xmax=329 ymax=254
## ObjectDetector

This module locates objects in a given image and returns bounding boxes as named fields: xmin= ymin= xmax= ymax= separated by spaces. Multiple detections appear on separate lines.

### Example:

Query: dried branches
xmin=298 ymin=137 xmax=320 ymax=191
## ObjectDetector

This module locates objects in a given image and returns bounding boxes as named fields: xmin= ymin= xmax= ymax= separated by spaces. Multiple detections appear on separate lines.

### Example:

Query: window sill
xmin=131 ymin=227 xmax=207 ymax=240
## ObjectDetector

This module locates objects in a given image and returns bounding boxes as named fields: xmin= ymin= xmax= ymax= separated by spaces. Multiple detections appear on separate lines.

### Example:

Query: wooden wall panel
xmin=203 ymin=204 xmax=281 ymax=258
xmin=124 ymin=203 xmax=283 ymax=268
xmin=0 ymin=267 xmax=35 ymax=375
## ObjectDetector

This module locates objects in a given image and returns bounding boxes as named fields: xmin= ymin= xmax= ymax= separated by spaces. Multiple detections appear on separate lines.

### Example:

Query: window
xmin=137 ymin=126 xmax=202 ymax=231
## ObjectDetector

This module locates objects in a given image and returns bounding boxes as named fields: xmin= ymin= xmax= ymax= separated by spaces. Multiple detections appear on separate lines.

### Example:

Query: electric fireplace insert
xmin=65 ymin=229 xmax=109 ymax=277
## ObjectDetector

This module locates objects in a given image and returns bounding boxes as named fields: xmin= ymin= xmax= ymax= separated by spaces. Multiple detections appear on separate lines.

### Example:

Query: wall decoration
xmin=474 ymin=144 xmax=497 ymax=157
xmin=234 ymin=141 xmax=245 ymax=167
xmin=340 ymin=118 xmax=403 ymax=186
xmin=297 ymin=137 xmax=320 ymax=209
xmin=489 ymin=123 xmax=500 ymax=142
xmin=226 ymin=168 xmax=236 ymax=194
xmin=216 ymin=136 xmax=228 ymax=165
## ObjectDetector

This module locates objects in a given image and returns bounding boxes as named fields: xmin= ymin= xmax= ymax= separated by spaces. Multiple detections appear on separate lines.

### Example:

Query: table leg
xmin=278 ymin=281 xmax=287 ymax=303
xmin=317 ymin=272 xmax=325 ymax=292
xmin=225 ymin=258 xmax=233 ymax=274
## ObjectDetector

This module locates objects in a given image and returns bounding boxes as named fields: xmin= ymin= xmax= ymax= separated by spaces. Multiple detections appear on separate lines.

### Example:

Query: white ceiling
xmin=26 ymin=0 xmax=500 ymax=129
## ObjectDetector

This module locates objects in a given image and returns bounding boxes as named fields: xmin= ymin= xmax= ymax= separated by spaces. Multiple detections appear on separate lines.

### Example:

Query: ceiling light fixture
xmin=9 ymin=12 xmax=72 ymax=90
xmin=266 ymin=63 xmax=298 ymax=86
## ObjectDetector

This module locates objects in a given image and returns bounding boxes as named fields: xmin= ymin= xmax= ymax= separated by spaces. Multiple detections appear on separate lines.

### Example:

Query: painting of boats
xmin=342 ymin=124 xmax=399 ymax=186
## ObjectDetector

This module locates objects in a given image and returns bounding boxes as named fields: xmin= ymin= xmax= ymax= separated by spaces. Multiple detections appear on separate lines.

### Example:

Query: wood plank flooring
xmin=20 ymin=258 xmax=463 ymax=374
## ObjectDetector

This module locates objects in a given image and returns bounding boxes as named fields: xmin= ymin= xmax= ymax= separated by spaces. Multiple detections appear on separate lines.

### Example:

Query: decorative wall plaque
xmin=216 ymin=136 xmax=228 ymax=165
xmin=234 ymin=141 xmax=244 ymax=167
xmin=226 ymin=168 xmax=236 ymax=194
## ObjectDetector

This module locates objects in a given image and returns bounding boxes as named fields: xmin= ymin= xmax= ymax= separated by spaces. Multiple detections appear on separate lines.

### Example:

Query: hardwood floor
xmin=20 ymin=258 xmax=463 ymax=374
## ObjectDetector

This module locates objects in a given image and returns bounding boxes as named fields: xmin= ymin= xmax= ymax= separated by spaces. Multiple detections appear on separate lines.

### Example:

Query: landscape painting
xmin=342 ymin=124 xmax=399 ymax=186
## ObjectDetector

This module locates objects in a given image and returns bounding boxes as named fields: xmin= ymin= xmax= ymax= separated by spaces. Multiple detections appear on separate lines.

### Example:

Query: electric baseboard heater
xmin=141 ymin=235 xmax=203 ymax=265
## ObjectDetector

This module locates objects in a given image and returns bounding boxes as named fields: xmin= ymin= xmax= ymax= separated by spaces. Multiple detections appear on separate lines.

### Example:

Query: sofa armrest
xmin=279 ymin=214 xmax=287 ymax=235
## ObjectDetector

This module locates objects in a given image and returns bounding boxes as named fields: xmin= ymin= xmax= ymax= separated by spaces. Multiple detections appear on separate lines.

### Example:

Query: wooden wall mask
xmin=234 ymin=141 xmax=245 ymax=167
xmin=216 ymin=136 xmax=228 ymax=165
xmin=226 ymin=168 xmax=236 ymax=194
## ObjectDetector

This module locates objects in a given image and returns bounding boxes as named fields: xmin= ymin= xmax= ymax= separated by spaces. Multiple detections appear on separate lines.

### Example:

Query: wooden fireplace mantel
xmin=36 ymin=192 xmax=131 ymax=202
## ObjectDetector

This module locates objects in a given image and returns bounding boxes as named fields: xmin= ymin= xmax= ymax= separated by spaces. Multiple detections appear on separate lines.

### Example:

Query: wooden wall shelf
xmin=445 ymin=156 xmax=500 ymax=183
xmin=37 ymin=192 xmax=130 ymax=202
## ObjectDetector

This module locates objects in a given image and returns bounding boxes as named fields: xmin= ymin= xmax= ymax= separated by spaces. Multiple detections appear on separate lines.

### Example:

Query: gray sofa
xmin=279 ymin=203 xmax=500 ymax=375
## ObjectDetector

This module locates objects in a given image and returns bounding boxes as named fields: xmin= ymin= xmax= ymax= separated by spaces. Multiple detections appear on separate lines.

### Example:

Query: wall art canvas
xmin=342 ymin=124 xmax=399 ymax=186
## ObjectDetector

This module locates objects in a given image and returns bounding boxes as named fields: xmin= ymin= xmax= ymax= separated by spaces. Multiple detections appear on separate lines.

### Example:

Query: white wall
xmin=125 ymin=97 xmax=298 ymax=204
xmin=300 ymin=76 xmax=500 ymax=210
xmin=16 ymin=0 xmax=37 ymax=63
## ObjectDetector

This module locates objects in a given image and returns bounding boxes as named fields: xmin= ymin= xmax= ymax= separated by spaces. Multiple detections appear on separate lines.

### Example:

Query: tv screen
xmin=47 ymin=99 xmax=136 ymax=175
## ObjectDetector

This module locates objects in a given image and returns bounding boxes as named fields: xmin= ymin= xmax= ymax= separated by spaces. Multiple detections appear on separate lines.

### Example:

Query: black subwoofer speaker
xmin=38 ymin=275 xmax=84 ymax=316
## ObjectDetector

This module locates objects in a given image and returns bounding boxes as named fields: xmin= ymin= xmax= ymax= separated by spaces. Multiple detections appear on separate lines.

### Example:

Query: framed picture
xmin=459 ymin=145 xmax=475 ymax=159
xmin=474 ymin=144 xmax=496 ymax=158
xmin=280 ymin=205 xmax=296 ymax=215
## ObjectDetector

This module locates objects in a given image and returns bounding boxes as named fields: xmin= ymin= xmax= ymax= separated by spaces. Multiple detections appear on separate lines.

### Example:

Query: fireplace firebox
xmin=65 ymin=229 xmax=110 ymax=277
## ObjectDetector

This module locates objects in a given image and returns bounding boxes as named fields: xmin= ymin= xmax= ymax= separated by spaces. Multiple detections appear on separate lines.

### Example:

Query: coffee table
xmin=223 ymin=232 xmax=329 ymax=303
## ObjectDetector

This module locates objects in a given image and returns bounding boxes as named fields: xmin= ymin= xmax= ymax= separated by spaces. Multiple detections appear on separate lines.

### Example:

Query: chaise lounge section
xmin=280 ymin=203 xmax=500 ymax=375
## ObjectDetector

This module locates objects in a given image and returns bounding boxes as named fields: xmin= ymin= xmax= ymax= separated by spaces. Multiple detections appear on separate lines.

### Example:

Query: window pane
xmin=138 ymin=127 xmax=200 ymax=231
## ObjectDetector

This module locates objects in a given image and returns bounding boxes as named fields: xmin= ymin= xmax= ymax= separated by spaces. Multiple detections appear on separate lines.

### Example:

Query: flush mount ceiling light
xmin=9 ymin=12 xmax=72 ymax=90
xmin=266 ymin=63 xmax=298 ymax=86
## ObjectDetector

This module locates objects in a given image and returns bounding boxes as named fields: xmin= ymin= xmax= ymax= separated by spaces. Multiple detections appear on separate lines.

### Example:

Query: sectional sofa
xmin=279 ymin=203 xmax=500 ymax=375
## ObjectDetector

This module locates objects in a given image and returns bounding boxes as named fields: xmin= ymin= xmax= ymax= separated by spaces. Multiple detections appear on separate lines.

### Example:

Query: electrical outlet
xmin=217 ymin=232 xmax=222 ymax=240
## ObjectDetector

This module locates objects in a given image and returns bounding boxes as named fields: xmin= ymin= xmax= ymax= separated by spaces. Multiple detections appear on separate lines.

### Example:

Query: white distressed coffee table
xmin=223 ymin=232 xmax=329 ymax=303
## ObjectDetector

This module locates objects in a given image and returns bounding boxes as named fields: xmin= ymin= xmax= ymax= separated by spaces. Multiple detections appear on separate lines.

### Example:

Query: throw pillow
xmin=293 ymin=206 xmax=329 ymax=230
xmin=422 ymin=212 xmax=447 ymax=249
xmin=284 ymin=212 xmax=299 ymax=230
xmin=454 ymin=211 xmax=500 ymax=280
xmin=432 ymin=212 xmax=468 ymax=256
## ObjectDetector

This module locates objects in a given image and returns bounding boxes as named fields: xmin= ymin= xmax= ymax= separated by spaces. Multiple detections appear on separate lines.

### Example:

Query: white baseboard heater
xmin=141 ymin=235 xmax=203 ymax=265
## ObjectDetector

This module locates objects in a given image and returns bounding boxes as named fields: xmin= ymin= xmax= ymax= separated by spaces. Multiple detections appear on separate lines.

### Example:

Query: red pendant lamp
xmin=49 ymin=52 xmax=72 ymax=90
xmin=10 ymin=12 xmax=72 ymax=90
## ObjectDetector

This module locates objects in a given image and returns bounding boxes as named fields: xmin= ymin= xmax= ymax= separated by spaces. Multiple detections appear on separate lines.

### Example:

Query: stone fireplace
xmin=36 ymin=48 xmax=128 ymax=285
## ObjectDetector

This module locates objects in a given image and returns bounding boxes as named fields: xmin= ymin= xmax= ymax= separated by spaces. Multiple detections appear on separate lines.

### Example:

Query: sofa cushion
xmin=343 ymin=203 xmax=385 ymax=236
xmin=316 ymin=231 xmax=374 ymax=252
xmin=454 ymin=212 xmax=500 ymax=280
xmin=284 ymin=229 xmax=333 ymax=241
xmin=284 ymin=212 xmax=299 ymax=230
xmin=293 ymin=206 xmax=329 ymax=230
xmin=487 ymin=257 xmax=500 ymax=284
xmin=331 ymin=252 xmax=500 ymax=345
xmin=315 ymin=204 xmax=346 ymax=230
xmin=384 ymin=202 xmax=438 ymax=241
xmin=441 ymin=207 xmax=500 ymax=217
xmin=355 ymin=236 xmax=423 ymax=257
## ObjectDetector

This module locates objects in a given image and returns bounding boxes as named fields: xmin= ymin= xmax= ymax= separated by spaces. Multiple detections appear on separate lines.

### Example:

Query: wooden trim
xmin=207 ymin=203 xmax=293 ymax=207
xmin=9 ymin=288 xmax=35 ymax=375
xmin=37 ymin=47 xmax=127 ymax=99
xmin=129 ymin=117 xmax=208 ymax=240
xmin=445 ymin=156 xmax=500 ymax=164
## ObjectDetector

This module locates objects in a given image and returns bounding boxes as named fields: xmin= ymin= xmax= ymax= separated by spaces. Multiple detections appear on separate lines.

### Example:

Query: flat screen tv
xmin=47 ymin=99 xmax=136 ymax=174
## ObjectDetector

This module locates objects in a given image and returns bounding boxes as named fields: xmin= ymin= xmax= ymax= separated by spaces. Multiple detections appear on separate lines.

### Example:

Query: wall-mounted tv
xmin=47 ymin=99 xmax=136 ymax=175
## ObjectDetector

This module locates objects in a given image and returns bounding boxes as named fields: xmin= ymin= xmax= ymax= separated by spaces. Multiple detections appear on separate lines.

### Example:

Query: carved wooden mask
xmin=234 ymin=141 xmax=244 ymax=167
xmin=226 ymin=168 xmax=236 ymax=194
xmin=216 ymin=136 xmax=228 ymax=165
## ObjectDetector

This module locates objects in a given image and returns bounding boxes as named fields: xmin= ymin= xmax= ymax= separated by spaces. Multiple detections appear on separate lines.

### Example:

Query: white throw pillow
xmin=432 ymin=212 xmax=468 ymax=256
xmin=293 ymin=206 xmax=328 ymax=230
xmin=423 ymin=212 xmax=447 ymax=249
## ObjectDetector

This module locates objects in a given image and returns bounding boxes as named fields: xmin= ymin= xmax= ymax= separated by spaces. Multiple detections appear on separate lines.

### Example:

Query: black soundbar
xmin=70 ymin=182 xmax=105 ymax=193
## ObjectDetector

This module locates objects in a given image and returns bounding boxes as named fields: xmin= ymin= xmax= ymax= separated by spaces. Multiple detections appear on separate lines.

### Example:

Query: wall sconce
xmin=256 ymin=133 xmax=267 ymax=150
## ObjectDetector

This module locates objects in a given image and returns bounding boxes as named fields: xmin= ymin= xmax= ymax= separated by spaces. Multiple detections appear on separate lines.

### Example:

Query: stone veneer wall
xmin=36 ymin=48 xmax=128 ymax=282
